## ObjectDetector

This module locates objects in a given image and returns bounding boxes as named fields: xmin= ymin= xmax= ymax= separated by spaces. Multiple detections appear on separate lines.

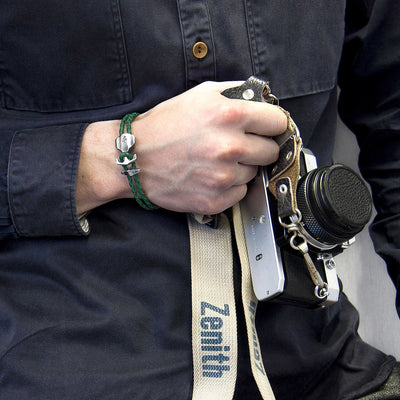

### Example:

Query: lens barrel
xmin=296 ymin=164 xmax=372 ymax=246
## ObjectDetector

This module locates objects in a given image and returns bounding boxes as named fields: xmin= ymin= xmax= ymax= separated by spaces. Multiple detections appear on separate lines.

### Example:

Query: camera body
xmin=240 ymin=149 xmax=366 ymax=307
xmin=223 ymin=77 xmax=373 ymax=308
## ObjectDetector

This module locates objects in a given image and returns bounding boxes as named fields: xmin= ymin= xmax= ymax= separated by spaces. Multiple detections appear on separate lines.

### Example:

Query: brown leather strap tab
xmin=269 ymin=131 xmax=302 ymax=216
xmin=275 ymin=177 xmax=296 ymax=219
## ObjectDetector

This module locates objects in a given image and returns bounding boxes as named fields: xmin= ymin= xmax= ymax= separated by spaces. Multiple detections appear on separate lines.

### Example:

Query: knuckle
xmin=216 ymin=102 xmax=245 ymax=126
xmin=212 ymin=137 xmax=245 ymax=161
xmin=193 ymin=185 xmax=248 ymax=215
xmin=195 ymin=196 xmax=223 ymax=215
xmin=207 ymin=168 xmax=236 ymax=190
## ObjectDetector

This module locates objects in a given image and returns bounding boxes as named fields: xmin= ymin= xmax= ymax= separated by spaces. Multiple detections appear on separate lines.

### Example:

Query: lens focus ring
xmin=296 ymin=164 xmax=372 ymax=246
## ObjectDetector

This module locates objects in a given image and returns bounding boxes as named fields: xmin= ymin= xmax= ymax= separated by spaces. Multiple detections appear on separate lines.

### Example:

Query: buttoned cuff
xmin=8 ymin=123 xmax=89 ymax=237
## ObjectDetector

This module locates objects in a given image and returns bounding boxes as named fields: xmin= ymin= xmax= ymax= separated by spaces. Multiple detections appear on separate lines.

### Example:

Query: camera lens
xmin=296 ymin=164 xmax=372 ymax=246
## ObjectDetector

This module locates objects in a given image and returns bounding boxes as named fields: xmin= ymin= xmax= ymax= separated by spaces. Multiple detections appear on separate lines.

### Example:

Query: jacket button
xmin=192 ymin=42 xmax=208 ymax=59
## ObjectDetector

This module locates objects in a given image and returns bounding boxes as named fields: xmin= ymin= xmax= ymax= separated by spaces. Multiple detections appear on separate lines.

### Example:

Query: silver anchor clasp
xmin=116 ymin=153 xmax=138 ymax=166
xmin=115 ymin=132 xmax=141 ymax=176
xmin=116 ymin=133 xmax=136 ymax=153
xmin=122 ymin=167 xmax=141 ymax=177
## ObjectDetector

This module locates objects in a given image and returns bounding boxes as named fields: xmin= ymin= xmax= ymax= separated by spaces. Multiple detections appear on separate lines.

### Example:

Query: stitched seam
xmin=204 ymin=0 xmax=217 ymax=81
xmin=0 ymin=29 xmax=6 ymax=107
xmin=70 ymin=123 xmax=90 ymax=235
xmin=6 ymin=132 xmax=20 ymax=235
xmin=243 ymin=0 xmax=259 ymax=76
xmin=0 ymin=66 xmax=4 ymax=108
xmin=110 ymin=0 xmax=132 ymax=103
xmin=176 ymin=0 xmax=189 ymax=90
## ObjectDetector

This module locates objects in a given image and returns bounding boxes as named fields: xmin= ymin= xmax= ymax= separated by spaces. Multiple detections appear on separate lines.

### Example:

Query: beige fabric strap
xmin=188 ymin=210 xmax=275 ymax=400
xmin=233 ymin=203 xmax=276 ymax=399
xmin=188 ymin=213 xmax=238 ymax=400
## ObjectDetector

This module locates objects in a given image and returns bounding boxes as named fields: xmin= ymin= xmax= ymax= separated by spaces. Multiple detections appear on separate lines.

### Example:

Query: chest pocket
xmin=0 ymin=0 xmax=131 ymax=112
xmin=246 ymin=0 xmax=346 ymax=100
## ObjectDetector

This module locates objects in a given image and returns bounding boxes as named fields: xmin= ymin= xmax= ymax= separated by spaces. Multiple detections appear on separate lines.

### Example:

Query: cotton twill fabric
xmin=0 ymin=206 xmax=193 ymax=400
xmin=0 ymin=1 xmax=399 ymax=399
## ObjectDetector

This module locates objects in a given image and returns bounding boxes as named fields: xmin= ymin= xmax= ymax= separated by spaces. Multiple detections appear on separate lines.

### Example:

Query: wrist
xmin=115 ymin=113 xmax=159 ymax=210
xmin=76 ymin=120 xmax=131 ymax=215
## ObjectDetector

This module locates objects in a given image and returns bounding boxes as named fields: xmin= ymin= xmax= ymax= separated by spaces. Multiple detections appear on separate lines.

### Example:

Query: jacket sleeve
xmin=0 ymin=122 xmax=90 ymax=239
xmin=338 ymin=0 xmax=400 ymax=315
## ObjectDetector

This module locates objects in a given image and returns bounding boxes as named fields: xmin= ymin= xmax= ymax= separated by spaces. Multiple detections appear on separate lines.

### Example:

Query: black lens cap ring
xmin=297 ymin=164 xmax=373 ymax=246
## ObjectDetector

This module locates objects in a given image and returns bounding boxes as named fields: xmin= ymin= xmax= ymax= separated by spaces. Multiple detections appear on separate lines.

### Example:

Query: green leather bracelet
xmin=115 ymin=113 xmax=159 ymax=211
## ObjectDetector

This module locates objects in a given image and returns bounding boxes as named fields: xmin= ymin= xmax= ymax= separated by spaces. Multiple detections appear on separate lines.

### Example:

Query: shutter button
xmin=192 ymin=42 xmax=208 ymax=59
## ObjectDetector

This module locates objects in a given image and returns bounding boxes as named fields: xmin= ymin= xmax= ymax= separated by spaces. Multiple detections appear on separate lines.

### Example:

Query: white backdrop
xmin=333 ymin=119 xmax=400 ymax=360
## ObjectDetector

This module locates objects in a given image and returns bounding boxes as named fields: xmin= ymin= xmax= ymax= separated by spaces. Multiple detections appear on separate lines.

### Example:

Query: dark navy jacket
xmin=0 ymin=1 xmax=399 ymax=399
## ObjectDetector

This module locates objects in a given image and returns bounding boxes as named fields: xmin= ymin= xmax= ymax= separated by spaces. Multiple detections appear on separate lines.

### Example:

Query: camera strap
xmin=188 ymin=211 xmax=276 ymax=400
xmin=188 ymin=213 xmax=238 ymax=400
xmin=266 ymin=113 xmax=329 ymax=294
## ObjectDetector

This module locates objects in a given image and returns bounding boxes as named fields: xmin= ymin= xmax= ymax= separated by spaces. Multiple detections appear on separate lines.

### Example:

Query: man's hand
xmin=76 ymin=81 xmax=287 ymax=215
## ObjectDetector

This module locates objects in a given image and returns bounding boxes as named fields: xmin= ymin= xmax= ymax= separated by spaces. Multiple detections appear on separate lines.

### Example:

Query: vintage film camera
xmin=223 ymin=77 xmax=373 ymax=308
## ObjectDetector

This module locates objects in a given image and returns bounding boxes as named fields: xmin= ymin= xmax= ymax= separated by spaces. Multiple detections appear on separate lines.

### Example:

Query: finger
xmin=209 ymin=184 xmax=249 ymax=214
xmin=238 ymin=134 xmax=280 ymax=166
xmin=233 ymin=163 xmax=258 ymax=186
xmin=210 ymin=80 xmax=246 ymax=92
xmin=237 ymin=100 xmax=288 ymax=137
xmin=198 ymin=80 xmax=288 ymax=136
xmin=223 ymin=183 xmax=248 ymax=209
